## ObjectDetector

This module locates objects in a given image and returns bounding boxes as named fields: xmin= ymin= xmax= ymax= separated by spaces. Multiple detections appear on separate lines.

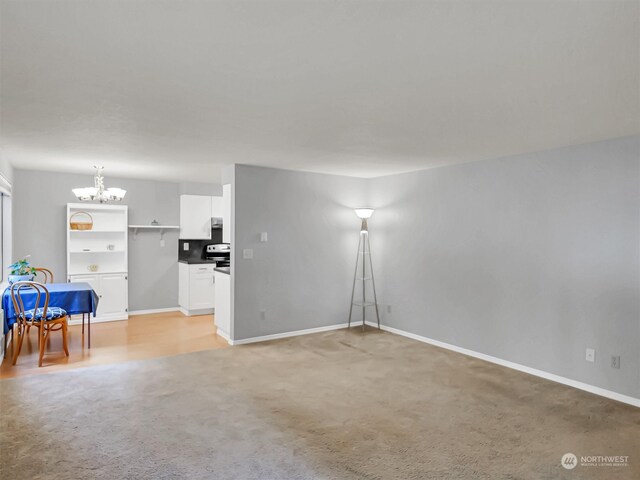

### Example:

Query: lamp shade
xmin=355 ymin=208 xmax=374 ymax=219
xmin=72 ymin=187 xmax=98 ymax=201
xmin=106 ymin=188 xmax=127 ymax=201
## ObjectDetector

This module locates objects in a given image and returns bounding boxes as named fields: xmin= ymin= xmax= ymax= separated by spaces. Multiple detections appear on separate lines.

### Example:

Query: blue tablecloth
xmin=3 ymin=282 xmax=99 ymax=334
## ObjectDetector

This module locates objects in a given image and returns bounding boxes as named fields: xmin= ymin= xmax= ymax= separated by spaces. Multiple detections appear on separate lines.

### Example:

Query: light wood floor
xmin=0 ymin=311 xmax=229 ymax=379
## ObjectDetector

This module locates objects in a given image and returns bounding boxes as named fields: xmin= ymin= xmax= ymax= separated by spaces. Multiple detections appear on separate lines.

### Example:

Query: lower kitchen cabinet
xmin=68 ymin=273 xmax=129 ymax=322
xmin=179 ymin=263 xmax=215 ymax=316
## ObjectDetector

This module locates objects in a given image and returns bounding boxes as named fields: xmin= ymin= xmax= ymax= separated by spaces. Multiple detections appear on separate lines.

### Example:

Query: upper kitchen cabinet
xmin=211 ymin=195 xmax=223 ymax=218
xmin=180 ymin=195 xmax=212 ymax=239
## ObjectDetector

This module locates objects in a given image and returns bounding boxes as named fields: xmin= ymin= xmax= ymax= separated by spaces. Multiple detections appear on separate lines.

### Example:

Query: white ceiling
xmin=1 ymin=0 xmax=638 ymax=184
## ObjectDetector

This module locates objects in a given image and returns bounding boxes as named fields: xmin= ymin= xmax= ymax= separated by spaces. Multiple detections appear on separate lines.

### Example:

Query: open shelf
xmin=129 ymin=224 xmax=180 ymax=240
xmin=70 ymin=249 xmax=125 ymax=254
xmin=70 ymin=229 xmax=125 ymax=234
xmin=128 ymin=225 xmax=179 ymax=229
xmin=67 ymin=270 xmax=127 ymax=276
xmin=68 ymin=203 xmax=128 ymax=281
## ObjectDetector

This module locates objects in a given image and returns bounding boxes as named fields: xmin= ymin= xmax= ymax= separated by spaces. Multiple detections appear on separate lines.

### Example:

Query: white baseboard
xmin=230 ymin=322 xmax=350 ymax=346
xmin=216 ymin=328 xmax=231 ymax=344
xmin=68 ymin=315 xmax=127 ymax=326
xmin=178 ymin=306 xmax=214 ymax=317
xmin=129 ymin=307 xmax=180 ymax=316
xmin=366 ymin=321 xmax=640 ymax=408
xmin=67 ymin=307 xmax=180 ymax=325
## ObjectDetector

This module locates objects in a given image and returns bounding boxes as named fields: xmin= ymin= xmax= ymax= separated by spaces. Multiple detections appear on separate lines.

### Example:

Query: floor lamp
xmin=348 ymin=208 xmax=380 ymax=330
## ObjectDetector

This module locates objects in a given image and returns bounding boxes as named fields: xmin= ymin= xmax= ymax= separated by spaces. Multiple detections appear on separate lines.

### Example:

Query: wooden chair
xmin=10 ymin=281 xmax=69 ymax=367
xmin=34 ymin=268 xmax=54 ymax=283
xmin=25 ymin=269 xmax=55 ymax=335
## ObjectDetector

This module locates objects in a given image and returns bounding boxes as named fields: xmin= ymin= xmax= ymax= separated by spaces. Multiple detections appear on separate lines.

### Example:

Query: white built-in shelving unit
xmin=66 ymin=203 xmax=129 ymax=323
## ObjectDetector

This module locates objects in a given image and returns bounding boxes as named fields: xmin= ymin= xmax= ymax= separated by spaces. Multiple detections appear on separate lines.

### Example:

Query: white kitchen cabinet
xmin=222 ymin=184 xmax=231 ymax=244
xmin=179 ymin=263 xmax=215 ymax=316
xmin=69 ymin=274 xmax=99 ymax=292
xmin=68 ymin=273 xmax=128 ymax=322
xmin=99 ymin=274 xmax=129 ymax=317
xmin=214 ymin=270 xmax=231 ymax=342
xmin=180 ymin=195 xmax=212 ymax=240
xmin=211 ymin=196 xmax=223 ymax=218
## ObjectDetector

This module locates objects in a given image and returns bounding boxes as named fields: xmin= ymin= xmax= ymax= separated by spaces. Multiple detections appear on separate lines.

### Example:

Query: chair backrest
xmin=10 ymin=281 xmax=50 ymax=325
xmin=34 ymin=268 xmax=54 ymax=284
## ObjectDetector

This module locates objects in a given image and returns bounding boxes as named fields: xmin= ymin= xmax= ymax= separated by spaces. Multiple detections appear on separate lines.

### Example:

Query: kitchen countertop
xmin=178 ymin=259 xmax=218 ymax=265
xmin=214 ymin=267 xmax=230 ymax=275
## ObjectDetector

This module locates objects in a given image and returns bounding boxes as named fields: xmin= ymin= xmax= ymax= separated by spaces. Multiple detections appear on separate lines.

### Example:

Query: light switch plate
xmin=260 ymin=232 xmax=268 ymax=242
xmin=585 ymin=348 xmax=596 ymax=363
xmin=243 ymin=249 xmax=254 ymax=259
xmin=183 ymin=242 xmax=189 ymax=251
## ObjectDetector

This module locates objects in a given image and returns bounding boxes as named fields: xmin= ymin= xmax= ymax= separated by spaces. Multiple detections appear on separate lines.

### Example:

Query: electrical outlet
xmin=386 ymin=305 xmax=392 ymax=314
xmin=160 ymin=239 xmax=165 ymax=248
xmin=260 ymin=310 xmax=266 ymax=320
xmin=183 ymin=242 xmax=189 ymax=251
xmin=260 ymin=232 xmax=268 ymax=242
xmin=243 ymin=249 xmax=253 ymax=259
xmin=611 ymin=356 xmax=621 ymax=369
xmin=585 ymin=348 xmax=596 ymax=363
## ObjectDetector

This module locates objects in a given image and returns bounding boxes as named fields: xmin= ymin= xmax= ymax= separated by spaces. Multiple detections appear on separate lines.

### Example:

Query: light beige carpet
xmin=1 ymin=328 xmax=638 ymax=480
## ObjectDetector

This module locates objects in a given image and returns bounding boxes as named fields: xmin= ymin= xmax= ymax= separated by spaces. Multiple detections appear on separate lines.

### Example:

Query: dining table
xmin=3 ymin=282 xmax=99 ymax=348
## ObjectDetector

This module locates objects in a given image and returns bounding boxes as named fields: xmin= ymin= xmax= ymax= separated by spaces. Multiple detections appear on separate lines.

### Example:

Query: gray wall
xmin=368 ymin=136 xmax=640 ymax=398
xmin=12 ymin=169 xmax=220 ymax=311
xmin=0 ymin=157 xmax=13 ymax=184
xmin=233 ymin=165 xmax=367 ymax=340
xmin=179 ymin=182 xmax=222 ymax=196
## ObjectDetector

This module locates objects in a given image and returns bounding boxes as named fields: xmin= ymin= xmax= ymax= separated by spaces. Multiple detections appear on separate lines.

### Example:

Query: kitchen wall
xmin=232 ymin=165 xmax=367 ymax=340
xmin=12 ymin=169 xmax=221 ymax=311
xmin=368 ymin=135 xmax=640 ymax=399
xmin=179 ymin=182 xmax=222 ymax=196
xmin=178 ymin=233 xmax=223 ymax=263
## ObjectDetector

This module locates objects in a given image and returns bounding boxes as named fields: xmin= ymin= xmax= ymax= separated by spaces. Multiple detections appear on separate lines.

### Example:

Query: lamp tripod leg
xmin=367 ymin=233 xmax=380 ymax=330
xmin=362 ymin=235 xmax=366 ymax=331
xmin=347 ymin=234 xmax=362 ymax=329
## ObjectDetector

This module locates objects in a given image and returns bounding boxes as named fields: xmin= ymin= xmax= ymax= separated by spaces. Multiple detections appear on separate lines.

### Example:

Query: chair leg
xmin=12 ymin=325 xmax=25 ymax=366
xmin=38 ymin=327 xmax=49 ymax=367
xmin=61 ymin=321 xmax=69 ymax=356
xmin=3 ymin=327 xmax=8 ymax=358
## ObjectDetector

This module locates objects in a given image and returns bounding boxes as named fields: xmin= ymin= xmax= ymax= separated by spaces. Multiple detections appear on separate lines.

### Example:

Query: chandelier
xmin=72 ymin=166 xmax=126 ymax=203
